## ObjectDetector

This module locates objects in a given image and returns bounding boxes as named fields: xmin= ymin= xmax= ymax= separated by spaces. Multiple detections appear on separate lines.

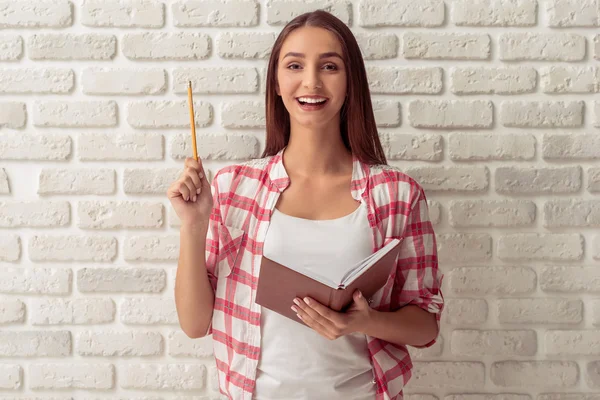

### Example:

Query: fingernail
xmin=196 ymin=188 xmax=201 ymax=194
xmin=303 ymin=297 xmax=310 ymax=305
xmin=293 ymin=298 xmax=300 ymax=306
xmin=291 ymin=305 xmax=297 ymax=312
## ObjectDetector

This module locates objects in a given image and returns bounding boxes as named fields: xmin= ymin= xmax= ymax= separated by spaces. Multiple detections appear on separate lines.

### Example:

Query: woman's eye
xmin=323 ymin=64 xmax=337 ymax=70
xmin=286 ymin=64 xmax=338 ymax=70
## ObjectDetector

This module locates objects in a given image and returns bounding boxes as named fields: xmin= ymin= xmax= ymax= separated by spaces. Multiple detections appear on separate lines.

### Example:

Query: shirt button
xmin=371 ymin=378 xmax=377 ymax=384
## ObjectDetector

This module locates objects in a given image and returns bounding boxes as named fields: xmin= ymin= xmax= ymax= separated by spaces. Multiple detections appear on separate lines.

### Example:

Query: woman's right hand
xmin=167 ymin=157 xmax=214 ymax=228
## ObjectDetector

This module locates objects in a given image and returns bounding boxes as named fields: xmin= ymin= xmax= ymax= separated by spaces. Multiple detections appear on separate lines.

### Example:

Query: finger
xmin=181 ymin=177 xmax=199 ymax=201
xmin=186 ymin=169 xmax=202 ymax=194
xmin=292 ymin=303 xmax=335 ymax=337
xmin=177 ymin=181 xmax=192 ymax=201
xmin=301 ymin=297 xmax=344 ymax=326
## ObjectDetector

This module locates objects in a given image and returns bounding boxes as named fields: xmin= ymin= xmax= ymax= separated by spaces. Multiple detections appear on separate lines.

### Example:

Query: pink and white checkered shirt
xmin=204 ymin=148 xmax=444 ymax=400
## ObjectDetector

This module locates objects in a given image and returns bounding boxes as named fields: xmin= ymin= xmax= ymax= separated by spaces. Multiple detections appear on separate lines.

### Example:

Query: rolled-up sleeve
xmin=390 ymin=187 xmax=444 ymax=348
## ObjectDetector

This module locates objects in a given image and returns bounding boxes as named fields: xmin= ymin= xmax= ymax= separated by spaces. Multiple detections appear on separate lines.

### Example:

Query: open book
xmin=255 ymin=239 xmax=402 ymax=323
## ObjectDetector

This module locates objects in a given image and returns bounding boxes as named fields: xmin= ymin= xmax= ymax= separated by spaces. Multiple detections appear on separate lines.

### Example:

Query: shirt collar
xmin=266 ymin=147 xmax=369 ymax=201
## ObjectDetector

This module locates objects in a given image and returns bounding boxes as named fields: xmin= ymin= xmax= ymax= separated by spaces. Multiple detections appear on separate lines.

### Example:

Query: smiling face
xmin=276 ymin=26 xmax=347 ymax=130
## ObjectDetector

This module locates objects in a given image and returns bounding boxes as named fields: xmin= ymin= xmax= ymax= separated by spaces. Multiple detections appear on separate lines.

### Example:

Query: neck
xmin=283 ymin=121 xmax=352 ymax=178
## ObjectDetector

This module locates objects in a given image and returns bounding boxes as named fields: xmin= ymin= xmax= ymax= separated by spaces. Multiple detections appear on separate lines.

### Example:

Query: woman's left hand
xmin=291 ymin=290 xmax=373 ymax=340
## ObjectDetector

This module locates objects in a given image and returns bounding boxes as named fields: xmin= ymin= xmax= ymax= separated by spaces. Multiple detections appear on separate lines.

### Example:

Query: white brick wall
xmin=0 ymin=0 xmax=599 ymax=398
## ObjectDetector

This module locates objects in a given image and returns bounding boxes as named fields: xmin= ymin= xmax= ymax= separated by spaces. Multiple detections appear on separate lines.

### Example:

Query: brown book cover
xmin=255 ymin=239 xmax=402 ymax=324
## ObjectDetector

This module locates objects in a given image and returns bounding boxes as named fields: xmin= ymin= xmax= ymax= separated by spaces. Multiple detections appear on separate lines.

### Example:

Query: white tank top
xmin=254 ymin=201 xmax=377 ymax=400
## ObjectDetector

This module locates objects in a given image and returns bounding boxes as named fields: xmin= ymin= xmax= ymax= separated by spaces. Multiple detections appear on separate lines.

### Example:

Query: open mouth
xmin=296 ymin=97 xmax=329 ymax=109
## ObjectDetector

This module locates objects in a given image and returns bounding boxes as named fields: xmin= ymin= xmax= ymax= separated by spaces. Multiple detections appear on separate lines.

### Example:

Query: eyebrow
xmin=282 ymin=51 xmax=343 ymax=60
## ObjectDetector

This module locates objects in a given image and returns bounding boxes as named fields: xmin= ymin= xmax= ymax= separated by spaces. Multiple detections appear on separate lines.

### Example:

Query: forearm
xmin=174 ymin=222 xmax=215 ymax=338
xmin=361 ymin=305 xmax=439 ymax=347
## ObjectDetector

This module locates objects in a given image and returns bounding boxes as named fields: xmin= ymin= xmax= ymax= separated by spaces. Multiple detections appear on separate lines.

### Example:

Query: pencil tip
xmin=187 ymin=81 xmax=192 ymax=88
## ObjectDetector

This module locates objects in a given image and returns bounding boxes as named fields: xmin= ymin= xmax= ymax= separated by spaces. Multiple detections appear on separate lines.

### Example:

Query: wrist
xmin=358 ymin=308 xmax=379 ymax=336
xmin=180 ymin=220 xmax=210 ymax=233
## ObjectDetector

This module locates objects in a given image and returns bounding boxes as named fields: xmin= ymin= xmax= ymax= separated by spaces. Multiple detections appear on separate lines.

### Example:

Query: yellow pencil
xmin=187 ymin=81 xmax=198 ymax=161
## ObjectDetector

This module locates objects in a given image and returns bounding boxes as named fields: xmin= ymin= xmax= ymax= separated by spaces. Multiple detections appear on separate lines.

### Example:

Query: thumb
xmin=353 ymin=290 xmax=369 ymax=308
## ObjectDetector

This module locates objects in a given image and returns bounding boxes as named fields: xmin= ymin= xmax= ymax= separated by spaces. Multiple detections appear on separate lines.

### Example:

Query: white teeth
xmin=297 ymin=97 xmax=327 ymax=104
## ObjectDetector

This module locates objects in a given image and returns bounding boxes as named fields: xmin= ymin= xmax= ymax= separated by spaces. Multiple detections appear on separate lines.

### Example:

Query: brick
xmin=449 ymin=133 xmax=535 ymax=161
xmin=168 ymin=331 xmax=213 ymax=358
xmin=500 ymin=33 xmax=586 ymax=61
xmin=122 ymin=32 xmax=210 ymax=60
xmin=29 ymin=235 xmax=117 ymax=262
xmin=122 ymin=364 xmax=206 ymax=390
xmin=501 ymin=101 xmax=584 ymax=128
xmin=173 ymin=0 xmax=258 ymax=26
xmin=77 ymin=331 xmax=163 ymax=356
xmin=405 ymin=166 xmax=489 ymax=193
xmin=450 ymin=67 xmax=536 ymax=94
xmin=546 ymin=0 xmax=600 ymax=27
xmin=410 ymin=362 xmax=485 ymax=389
xmin=382 ymin=133 xmax=442 ymax=161
xmin=0 ymin=168 xmax=7 ymax=194
xmin=0 ymin=331 xmax=70 ymax=357
xmin=355 ymin=33 xmax=398 ymax=59
xmin=173 ymin=68 xmax=258 ymax=94
xmin=83 ymin=68 xmax=166 ymax=95
xmin=498 ymin=233 xmax=584 ymax=261
xmin=0 ymin=0 xmax=72 ymax=28
xmin=121 ymin=297 xmax=178 ymax=324
xmin=221 ymin=101 xmax=265 ymax=128
xmin=448 ymin=266 xmax=536 ymax=295
xmin=0 ymin=102 xmax=26 ymax=128
xmin=0 ymin=35 xmax=23 ymax=61
xmin=437 ymin=233 xmax=492 ymax=264
xmin=452 ymin=0 xmax=537 ymax=26
xmin=372 ymin=101 xmax=401 ymax=127
xmin=538 ymin=394 xmax=600 ymax=400
xmin=28 ymin=34 xmax=116 ymax=60
xmin=545 ymin=200 xmax=600 ymax=227
xmin=544 ymin=133 xmax=600 ymax=160
xmin=29 ymin=364 xmax=114 ymax=390
xmin=31 ymin=298 xmax=114 ymax=325
xmin=589 ymin=167 xmax=600 ymax=193
xmin=0 ymin=299 xmax=25 ymax=324
xmin=491 ymin=361 xmax=578 ymax=388
xmin=541 ymin=66 xmax=600 ymax=93
xmin=449 ymin=200 xmax=536 ymax=227
xmin=403 ymin=33 xmax=491 ymax=60
xmin=217 ymin=32 xmax=276 ymax=59
xmin=266 ymin=0 xmax=351 ymax=25
xmin=78 ymin=268 xmax=166 ymax=293
xmin=408 ymin=100 xmax=493 ymax=129
xmin=0 ymin=133 xmax=71 ymax=161
xmin=78 ymin=201 xmax=163 ymax=229
xmin=498 ymin=298 xmax=583 ymax=324
xmin=451 ymin=330 xmax=537 ymax=356
xmin=409 ymin=335 xmax=444 ymax=359
xmin=0 ymin=364 xmax=20 ymax=389
xmin=0 ymin=201 xmax=69 ymax=228
xmin=124 ymin=235 xmax=179 ymax=262
xmin=595 ymin=35 xmax=600 ymax=60
xmin=0 ymin=68 xmax=73 ymax=94
xmin=171 ymin=133 xmax=260 ymax=160
xmin=34 ymin=101 xmax=117 ymax=128
xmin=358 ymin=0 xmax=444 ymax=27
xmin=587 ymin=361 xmax=600 ymax=388
xmin=546 ymin=330 xmax=600 ymax=355
xmin=367 ymin=67 xmax=442 ymax=94
xmin=594 ymin=101 xmax=600 ymax=128
xmin=0 ymin=268 xmax=71 ymax=295
xmin=124 ymin=168 xmax=181 ymax=194
xmin=592 ymin=236 xmax=600 ymax=261
xmin=495 ymin=166 xmax=581 ymax=194
xmin=81 ymin=0 xmax=165 ymax=28
xmin=79 ymin=133 xmax=163 ymax=161
xmin=127 ymin=100 xmax=211 ymax=129
xmin=39 ymin=169 xmax=115 ymax=195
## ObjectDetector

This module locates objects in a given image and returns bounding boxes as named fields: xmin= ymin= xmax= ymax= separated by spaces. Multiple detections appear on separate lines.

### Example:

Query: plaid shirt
xmin=204 ymin=148 xmax=444 ymax=400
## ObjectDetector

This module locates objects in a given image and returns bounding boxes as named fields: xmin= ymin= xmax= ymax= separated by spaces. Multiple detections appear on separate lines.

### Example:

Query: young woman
xmin=168 ymin=10 xmax=444 ymax=400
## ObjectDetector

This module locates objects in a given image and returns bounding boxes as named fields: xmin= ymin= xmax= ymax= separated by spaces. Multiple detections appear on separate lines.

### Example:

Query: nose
xmin=302 ymin=65 xmax=322 ymax=89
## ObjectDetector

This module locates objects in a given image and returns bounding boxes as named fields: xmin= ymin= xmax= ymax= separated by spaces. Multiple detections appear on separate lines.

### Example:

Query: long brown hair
xmin=262 ymin=10 xmax=387 ymax=165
